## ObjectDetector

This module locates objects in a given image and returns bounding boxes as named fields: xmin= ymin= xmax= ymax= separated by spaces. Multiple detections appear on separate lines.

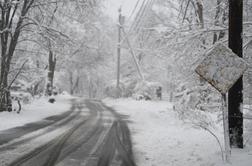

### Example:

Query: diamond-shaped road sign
xmin=195 ymin=43 xmax=248 ymax=94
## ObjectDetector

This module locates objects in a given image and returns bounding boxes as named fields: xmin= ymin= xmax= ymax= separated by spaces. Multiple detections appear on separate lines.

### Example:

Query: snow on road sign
xmin=195 ymin=43 xmax=248 ymax=94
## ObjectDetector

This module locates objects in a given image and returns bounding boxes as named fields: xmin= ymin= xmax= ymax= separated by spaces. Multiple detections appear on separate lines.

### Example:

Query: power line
xmin=128 ymin=0 xmax=142 ymax=21
xmin=129 ymin=0 xmax=149 ymax=32
xmin=120 ymin=0 xmax=155 ymax=48
xmin=118 ymin=0 xmax=149 ymax=47
xmin=134 ymin=0 xmax=156 ymax=33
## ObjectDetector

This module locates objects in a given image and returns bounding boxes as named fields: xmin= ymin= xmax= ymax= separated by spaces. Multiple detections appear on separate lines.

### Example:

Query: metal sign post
xmin=221 ymin=93 xmax=231 ymax=161
xmin=195 ymin=43 xmax=247 ymax=162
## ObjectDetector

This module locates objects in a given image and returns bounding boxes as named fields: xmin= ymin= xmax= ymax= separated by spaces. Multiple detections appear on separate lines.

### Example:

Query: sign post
xmin=221 ymin=93 xmax=230 ymax=161
xmin=195 ymin=43 xmax=247 ymax=162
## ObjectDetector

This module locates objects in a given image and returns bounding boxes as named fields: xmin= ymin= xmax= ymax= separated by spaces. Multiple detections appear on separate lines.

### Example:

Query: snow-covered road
xmin=0 ymin=98 xmax=135 ymax=166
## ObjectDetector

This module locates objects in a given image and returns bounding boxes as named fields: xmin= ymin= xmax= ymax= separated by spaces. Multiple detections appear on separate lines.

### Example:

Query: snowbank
xmin=0 ymin=94 xmax=74 ymax=131
xmin=103 ymin=98 xmax=252 ymax=166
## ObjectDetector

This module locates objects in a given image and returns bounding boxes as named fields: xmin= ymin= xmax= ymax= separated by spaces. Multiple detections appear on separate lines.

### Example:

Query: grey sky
xmin=103 ymin=0 xmax=144 ymax=20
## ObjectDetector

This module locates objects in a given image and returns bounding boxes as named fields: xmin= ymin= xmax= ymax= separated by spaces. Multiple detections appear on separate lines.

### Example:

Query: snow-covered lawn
xmin=0 ymin=94 xmax=74 ymax=131
xmin=103 ymin=98 xmax=252 ymax=166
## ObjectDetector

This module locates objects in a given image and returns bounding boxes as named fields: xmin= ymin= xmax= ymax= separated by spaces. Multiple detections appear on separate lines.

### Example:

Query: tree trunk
xmin=195 ymin=0 xmax=204 ymax=29
xmin=213 ymin=0 xmax=227 ymax=44
xmin=46 ymin=50 xmax=56 ymax=96
xmin=0 ymin=0 xmax=34 ymax=112
xmin=213 ymin=0 xmax=221 ymax=44
xmin=69 ymin=71 xmax=74 ymax=95
xmin=228 ymin=0 xmax=243 ymax=148
xmin=0 ymin=80 xmax=12 ymax=112
xmin=0 ymin=24 xmax=12 ymax=112
xmin=69 ymin=71 xmax=80 ymax=95
xmin=88 ymin=78 xmax=93 ymax=98
xmin=193 ymin=0 xmax=205 ymax=47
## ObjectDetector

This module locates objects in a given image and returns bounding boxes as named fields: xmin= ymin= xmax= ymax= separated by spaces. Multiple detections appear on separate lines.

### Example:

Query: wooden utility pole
xmin=117 ymin=8 xmax=122 ymax=89
xmin=122 ymin=27 xmax=144 ymax=81
xmin=116 ymin=8 xmax=124 ymax=97
xmin=228 ymin=0 xmax=243 ymax=148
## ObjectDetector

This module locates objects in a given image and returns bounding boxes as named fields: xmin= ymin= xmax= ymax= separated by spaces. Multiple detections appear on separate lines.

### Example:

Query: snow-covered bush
xmin=173 ymin=81 xmax=224 ymax=160
xmin=132 ymin=81 xmax=162 ymax=100
xmin=104 ymin=79 xmax=163 ymax=100
xmin=174 ymin=82 xmax=221 ymax=114
xmin=104 ymin=80 xmax=126 ymax=98
xmin=122 ymin=79 xmax=138 ymax=97
xmin=173 ymin=82 xmax=222 ymax=134
xmin=10 ymin=81 xmax=34 ymax=104
xmin=11 ymin=91 xmax=32 ymax=104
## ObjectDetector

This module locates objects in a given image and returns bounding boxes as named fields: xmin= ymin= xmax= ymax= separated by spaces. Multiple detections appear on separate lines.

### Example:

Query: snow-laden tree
xmin=0 ymin=0 xmax=108 ymax=111
xmin=55 ymin=6 xmax=115 ymax=98
xmin=0 ymin=0 xmax=38 ymax=112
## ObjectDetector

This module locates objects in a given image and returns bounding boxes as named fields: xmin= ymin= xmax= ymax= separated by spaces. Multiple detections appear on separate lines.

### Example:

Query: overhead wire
xmin=120 ymin=0 xmax=155 ymax=46
xmin=117 ymin=0 xmax=157 ymax=80
xmin=118 ymin=0 xmax=148 ymax=45
xmin=129 ymin=0 xmax=149 ymax=33
xmin=134 ymin=0 xmax=156 ymax=33
xmin=128 ymin=0 xmax=142 ymax=21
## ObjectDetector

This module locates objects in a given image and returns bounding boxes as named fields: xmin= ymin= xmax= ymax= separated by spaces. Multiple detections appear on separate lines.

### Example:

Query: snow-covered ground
xmin=0 ymin=96 xmax=251 ymax=166
xmin=0 ymin=94 xmax=74 ymax=131
xmin=103 ymin=98 xmax=252 ymax=166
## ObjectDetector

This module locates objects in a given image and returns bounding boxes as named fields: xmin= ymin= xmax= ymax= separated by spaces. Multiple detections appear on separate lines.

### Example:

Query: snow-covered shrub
xmin=174 ymin=82 xmax=221 ymax=115
xmin=122 ymin=79 xmax=138 ymax=97
xmin=173 ymin=82 xmax=222 ymax=139
xmin=104 ymin=80 xmax=126 ymax=98
xmin=132 ymin=81 xmax=162 ymax=100
xmin=11 ymin=91 xmax=32 ymax=104
xmin=173 ymin=82 xmax=224 ymax=160
xmin=10 ymin=81 xmax=33 ymax=104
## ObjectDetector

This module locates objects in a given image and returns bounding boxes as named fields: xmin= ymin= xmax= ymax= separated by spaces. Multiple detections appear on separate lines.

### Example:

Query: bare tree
xmin=213 ymin=0 xmax=228 ymax=44
xmin=0 ymin=0 xmax=35 ymax=112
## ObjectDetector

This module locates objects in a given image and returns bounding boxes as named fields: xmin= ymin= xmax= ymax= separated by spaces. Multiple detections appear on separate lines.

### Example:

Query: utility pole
xmin=122 ymin=27 xmax=144 ymax=81
xmin=116 ymin=8 xmax=124 ymax=97
xmin=228 ymin=0 xmax=243 ymax=148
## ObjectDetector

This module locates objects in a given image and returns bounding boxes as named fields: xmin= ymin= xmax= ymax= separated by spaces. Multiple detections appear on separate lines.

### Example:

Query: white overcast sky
xmin=103 ymin=0 xmax=144 ymax=20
